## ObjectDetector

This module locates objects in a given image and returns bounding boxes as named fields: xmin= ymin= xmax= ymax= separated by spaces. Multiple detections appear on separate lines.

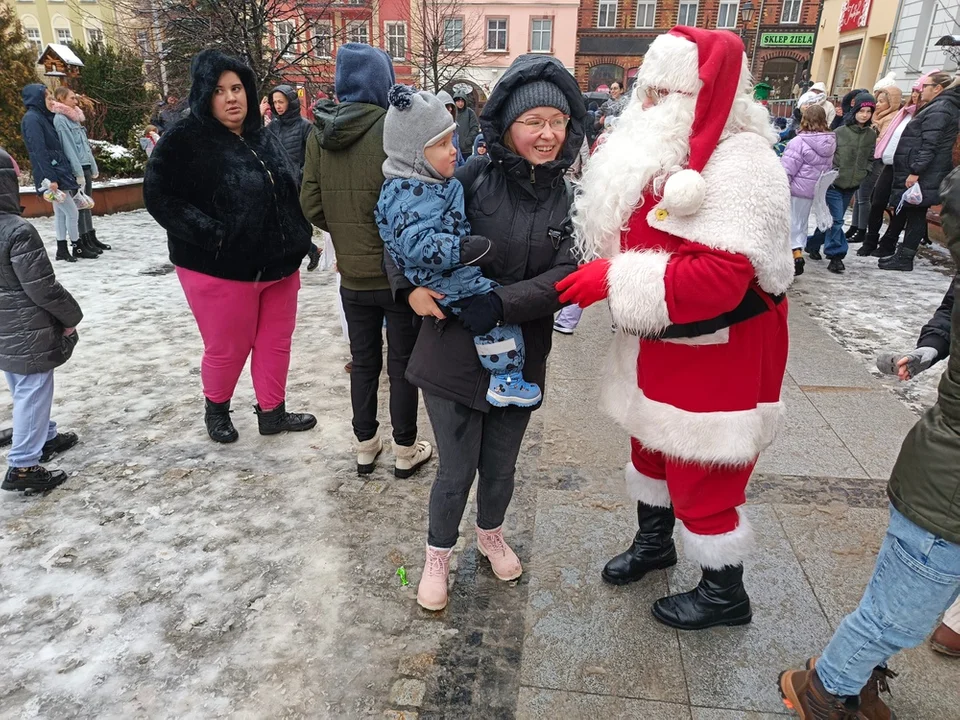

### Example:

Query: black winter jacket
xmin=144 ymin=51 xmax=312 ymax=282
xmin=20 ymin=84 xmax=79 ymax=194
xmin=890 ymin=88 xmax=960 ymax=208
xmin=917 ymin=274 xmax=955 ymax=363
xmin=0 ymin=150 xmax=82 ymax=374
xmin=266 ymin=85 xmax=314 ymax=180
xmin=386 ymin=54 xmax=586 ymax=411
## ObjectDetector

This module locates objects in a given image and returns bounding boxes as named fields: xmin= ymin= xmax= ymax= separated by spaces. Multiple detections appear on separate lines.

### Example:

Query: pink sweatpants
xmin=177 ymin=267 xmax=300 ymax=410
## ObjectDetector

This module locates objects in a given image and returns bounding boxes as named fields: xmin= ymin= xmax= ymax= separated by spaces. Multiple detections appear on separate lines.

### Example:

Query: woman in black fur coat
xmin=144 ymin=50 xmax=316 ymax=443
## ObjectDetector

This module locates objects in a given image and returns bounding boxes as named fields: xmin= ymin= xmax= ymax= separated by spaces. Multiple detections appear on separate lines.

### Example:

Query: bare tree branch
xmin=406 ymin=0 xmax=485 ymax=93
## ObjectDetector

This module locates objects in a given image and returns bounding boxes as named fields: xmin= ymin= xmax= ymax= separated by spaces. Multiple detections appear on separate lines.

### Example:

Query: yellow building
xmin=810 ymin=0 xmax=898 ymax=100
xmin=4 ymin=0 xmax=120 ymax=60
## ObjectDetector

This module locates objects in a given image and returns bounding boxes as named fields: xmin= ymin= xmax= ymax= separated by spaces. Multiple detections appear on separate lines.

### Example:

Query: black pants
xmin=424 ymin=391 xmax=531 ymax=548
xmin=899 ymin=204 xmax=929 ymax=252
xmin=340 ymin=287 xmax=421 ymax=446
xmin=867 ymin=164 xmax=895 ymax=237
xmin=79 ymin=165 xmax=94 ymax=235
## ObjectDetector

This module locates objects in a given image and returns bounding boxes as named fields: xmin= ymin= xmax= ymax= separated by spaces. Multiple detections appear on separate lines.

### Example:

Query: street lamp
xmin=740 ymin=1 xmax=756 ymax=24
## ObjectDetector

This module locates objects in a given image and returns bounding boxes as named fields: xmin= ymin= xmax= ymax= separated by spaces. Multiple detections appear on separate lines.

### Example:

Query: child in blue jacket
xmin=375 ymin=85 xmax=541 ymax=408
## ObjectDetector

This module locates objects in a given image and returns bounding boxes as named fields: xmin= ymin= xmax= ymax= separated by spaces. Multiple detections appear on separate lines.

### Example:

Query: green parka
xmin=832 ymin=122 xmax=877 ymax=190
xmin=888 ymin=165 xmax=960 ymax=543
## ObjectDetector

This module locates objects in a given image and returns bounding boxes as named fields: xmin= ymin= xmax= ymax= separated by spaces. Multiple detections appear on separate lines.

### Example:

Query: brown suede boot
xmin=779 ymin=667 xmax=866 ymax=719
xmin=931 ymin=622 xmax=960 ymax=657
xmin=803 ymin=658 xmax=895 ymax=720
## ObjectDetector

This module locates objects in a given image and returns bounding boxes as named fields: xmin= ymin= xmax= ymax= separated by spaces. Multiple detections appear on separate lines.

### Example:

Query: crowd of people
xmin=3 ymin=25 xmax=960 ymax=719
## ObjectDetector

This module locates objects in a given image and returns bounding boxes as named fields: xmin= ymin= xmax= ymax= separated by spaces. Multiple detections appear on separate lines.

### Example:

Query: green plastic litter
xmin=396 ymin=566 xmax=409 ymax=586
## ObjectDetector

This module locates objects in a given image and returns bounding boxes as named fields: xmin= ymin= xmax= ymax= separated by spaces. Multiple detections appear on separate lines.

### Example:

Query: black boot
xmin=849 ymin=228 xmax=866 ymax=244
xmin=255 ymin=401 xmax=317 ymax=435
xmin=871 ymin=234 xmax=897 ymax=258
xmin=205 ymin=398 xmax=239 ymax=443
xmin=827 ymin=258 xmax=845 ymax=274
xmin=651 ymin=564 xmax=752 ymax=630
xmin=602 ymin=502 xmax=678 ymax=585
xmin=40 ymin=431 xmax=79 ymax=462
xmin=2 ymin=465 xmax=68 ymax=494
xmin=856 ymin=232 xmax=879 ymax=256
xmin=306 ymin=244 xmax=321 ymax=271
xmin=72 ymin=240 xmax=99 ymax=259
xmin=844 ymin=226 xmax=858 ymax=239
xmin=80 ymin=232 xmax=102 ymax=256
xmin=878 ymin=246 xmax=916 ymax=271
xmin=56 ymin=241 xmax=77 ymax=262
xmin=89 ymin=230 xmax=111 ymax=251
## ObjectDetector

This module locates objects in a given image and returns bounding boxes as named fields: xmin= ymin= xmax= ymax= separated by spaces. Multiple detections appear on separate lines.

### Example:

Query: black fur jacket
xmin=144 ymin=50 xmax=311 ymax=282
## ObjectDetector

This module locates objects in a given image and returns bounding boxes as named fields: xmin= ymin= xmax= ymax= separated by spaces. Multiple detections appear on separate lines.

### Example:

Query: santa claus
xmin=556 ymin=27 xmax=793 ymax=630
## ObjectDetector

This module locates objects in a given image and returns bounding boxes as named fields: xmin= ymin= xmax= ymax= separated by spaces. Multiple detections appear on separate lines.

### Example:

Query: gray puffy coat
xmin=0 ymin=149 xmax=82 ymax=374
xmin=266 ymin=85 xmax=314 ymax=181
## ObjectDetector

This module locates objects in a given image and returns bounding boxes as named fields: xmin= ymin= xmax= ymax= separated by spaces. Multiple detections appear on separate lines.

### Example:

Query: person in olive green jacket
xmin=805 ymin=93 xmax=878 ymax=274
xmin=778 ymin=165 xmax=960 ymax=718
xmin=300 ymin=43 xmax=432 ymax=479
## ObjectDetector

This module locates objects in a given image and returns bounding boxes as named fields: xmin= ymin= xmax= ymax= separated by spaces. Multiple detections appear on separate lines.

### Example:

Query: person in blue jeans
xmin=778 ymin=165 xmax=960 ymax=718
xmin=376 ymin=85 xmax=542 ymax=408
xmin=806 ymin=93 xmax=878 ymax=275
xmin=0 ymin=148 xmax=82 ymax=495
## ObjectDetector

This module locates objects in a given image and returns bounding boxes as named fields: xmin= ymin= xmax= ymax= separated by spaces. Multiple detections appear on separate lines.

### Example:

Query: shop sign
xmin=759 ymin=32 xmax=814 ymax=47
xmin=839 ymin=0 xmax=872 ymax=34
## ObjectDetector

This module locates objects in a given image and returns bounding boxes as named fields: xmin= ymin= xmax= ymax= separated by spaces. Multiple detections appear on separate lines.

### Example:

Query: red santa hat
xmin=636 ymin=27 xmax=747 ymax=216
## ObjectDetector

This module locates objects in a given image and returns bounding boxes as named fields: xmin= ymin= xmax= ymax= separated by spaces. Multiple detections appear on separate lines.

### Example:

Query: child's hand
xmin=409 ymin=288 xmax=445 ymax=319
xmin=63 ymin=327 xmax=76 ymax=336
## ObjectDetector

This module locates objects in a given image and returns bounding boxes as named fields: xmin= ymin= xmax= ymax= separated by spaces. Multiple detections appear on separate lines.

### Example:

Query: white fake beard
xmin=573 ymin=92 xmax=697 ymax=261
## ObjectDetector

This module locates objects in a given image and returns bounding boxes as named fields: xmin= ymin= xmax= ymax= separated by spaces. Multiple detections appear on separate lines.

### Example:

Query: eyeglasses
xmin=513 ymin=116 xmax=570 ymax=132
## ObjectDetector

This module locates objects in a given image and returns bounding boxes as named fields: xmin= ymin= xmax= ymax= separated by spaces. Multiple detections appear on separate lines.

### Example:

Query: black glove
xmin=460 ymin=235 xmax=497 ymax=267
xmin=459 ymin=292 xmax=503 ymax=334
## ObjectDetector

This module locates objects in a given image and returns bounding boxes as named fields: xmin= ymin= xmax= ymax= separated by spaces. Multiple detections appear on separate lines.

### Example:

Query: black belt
xmin=657 ymin=287 xmax=784 ymax=340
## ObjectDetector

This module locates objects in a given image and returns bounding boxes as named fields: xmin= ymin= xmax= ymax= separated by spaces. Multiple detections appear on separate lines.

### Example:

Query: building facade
xmin=573 ymin=0 xmax=821 ymax=99
xmin=883 ymin=0 xmax=959 ymax=92
xmin=5 ymin=0 xmax=119 ymax=60
xmin=809 ymin=0 xmax=897 ymax=100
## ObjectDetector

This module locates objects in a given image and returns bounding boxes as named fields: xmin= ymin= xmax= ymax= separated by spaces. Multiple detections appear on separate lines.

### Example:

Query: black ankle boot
xmin=89 ymin=230 xmax=111 ymax=250
xmin=205 ymin=398 xmax=239 ymax=443
xmin=2 ymin=465 xmax=68 ymax=494
xmin=255 ymin=401 xmax=317 ymax=435
xmin=72 ymin=241 xmax=99 ymax=259
xmin=56 ymin=240 xmax=77 ymax=262
xmin=871 ymin=234 xmax=897 ymax=258
xmin=844 ymin=226 xmax=858 ymax=239
xmin=651 ymin=564 xmax=752 ymax=630
xmin=602 ymin=502 xmax=678 ymax=585
xmin=40 ymin=431 xmax=79 ymax=462
xmin=856 ymin=233 xmax=879 ymax=256
xmin=878 ymin=246 xmax=916 ymax=271
xmin=81 ymin=232 xmax=102 ymax=256
xmin=850 ymin=228 xmax=866 ymax=244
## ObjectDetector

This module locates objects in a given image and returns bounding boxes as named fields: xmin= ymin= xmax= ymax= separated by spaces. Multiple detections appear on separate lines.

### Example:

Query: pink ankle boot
xmin=417 ymin=545 xmax=453 ymax=611
xmin=476 ymin=525 xmax=523 ymax=581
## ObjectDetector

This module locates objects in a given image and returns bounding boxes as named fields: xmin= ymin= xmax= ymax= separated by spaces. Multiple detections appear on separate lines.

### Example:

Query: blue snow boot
xmin=487 ymin=374 xmax=543 ymax=408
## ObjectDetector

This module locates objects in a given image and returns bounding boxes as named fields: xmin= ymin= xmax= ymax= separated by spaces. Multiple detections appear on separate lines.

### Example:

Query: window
xmin=443 ymin=18 xmax=463 ymax=51
xmin=86 ymin=27 xmax=104 ymax=44
xmin=314 ymin=21 xmax=332 ymax=57
xmin=531 ymin=18 xmax=552 ymax=53
xmin=635 ymin=1 xmax=656 ymax=28
xmin=716 ymin=1 xmax=738 ymax=28
xmin=597 ymin=0 xmax=617 ymax=28
xmin=781 ymin=0 xmax=802 ymax=24
xmin=385 ymin=22 xmax=406 ymax=60
xmin=347 ymin=20 xmax=368 ymax=45
xmin=24 ymin=27 xmax=43 ymax=55
xmin=486 ymin=18 xmax=507 ymax=51
xmin=588 ymin=63 xmax=624 ymax=92
xmin=136 ymin=30 xmax=149 ymax=57
xmin=56 ymin=27 xmax=72 ymax=44
xmin=274 ymin=20 xmax=295 ymax=55
xmin=677 ymin=2 xmax=698 ymax=26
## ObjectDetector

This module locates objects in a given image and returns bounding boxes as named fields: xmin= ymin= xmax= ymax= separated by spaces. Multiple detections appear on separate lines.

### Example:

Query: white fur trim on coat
xmin=635 ymin=33 xmax=700 ymax=96
xmin=660 ymin=169 xmax=706 ymax=216
xmin=625 ymin=463 xmax=672 ymax=508
xmin=607 ymin=251 xmax=672 ymax=337
xmin=647 ymin=132 xmax=794 ymax=296
xmin=680 ymin=511 xmax=753 ymax=570
xmin=600 ymin=333 xmax=783 ymax=465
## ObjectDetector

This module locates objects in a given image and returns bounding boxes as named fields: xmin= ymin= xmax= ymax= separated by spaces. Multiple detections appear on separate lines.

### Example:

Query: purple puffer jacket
xmin=780 ymin=132 xmax=837 ymax=199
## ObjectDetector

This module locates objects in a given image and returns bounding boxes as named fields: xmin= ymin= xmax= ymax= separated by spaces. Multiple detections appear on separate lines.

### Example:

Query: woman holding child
xmin=382 ymin=54 xmax=586 ymax=611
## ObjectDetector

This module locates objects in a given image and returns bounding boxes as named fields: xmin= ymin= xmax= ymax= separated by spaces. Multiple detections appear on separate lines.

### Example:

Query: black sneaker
xmin=40 ymin=431 xmax=79 ymax=463
xmin=827 ymin=258 xmax=845 ymax=274
xmin=2 ymin=465 xmax=68 ymax=494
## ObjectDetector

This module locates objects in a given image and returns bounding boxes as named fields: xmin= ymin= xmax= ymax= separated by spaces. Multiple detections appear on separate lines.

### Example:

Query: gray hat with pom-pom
xmin=382 ymin=84 xmax=457 ymax=184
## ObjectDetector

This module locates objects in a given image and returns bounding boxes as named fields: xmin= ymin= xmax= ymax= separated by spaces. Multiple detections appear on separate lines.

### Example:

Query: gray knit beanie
xmin=383 ymin=85 xmax=457 ymax=184
xmin=500 ymin=80 xmax=570 ymax=128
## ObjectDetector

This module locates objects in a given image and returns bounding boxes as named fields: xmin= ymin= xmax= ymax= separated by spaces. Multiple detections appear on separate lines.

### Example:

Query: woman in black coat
xmin=385 ymin=54 xmax=585 ymax=611
xmin=880 ymin=73 xmax=960 ymax=271
xmin=144 ymin=50 xmax=316 ymax=443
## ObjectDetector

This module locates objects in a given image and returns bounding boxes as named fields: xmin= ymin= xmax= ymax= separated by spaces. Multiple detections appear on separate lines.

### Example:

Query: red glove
xmin=555 ymin=258 xmax=611 ymax=308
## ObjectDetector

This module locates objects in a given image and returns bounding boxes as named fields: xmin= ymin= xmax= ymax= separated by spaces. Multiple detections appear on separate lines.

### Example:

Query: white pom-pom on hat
xmin=660 ymin=169 xmax=706 ymax=216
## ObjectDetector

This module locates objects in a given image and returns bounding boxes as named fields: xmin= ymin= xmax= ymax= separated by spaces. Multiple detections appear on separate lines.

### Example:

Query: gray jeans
xmin=424 ymin=391 xmax=531 ymax=548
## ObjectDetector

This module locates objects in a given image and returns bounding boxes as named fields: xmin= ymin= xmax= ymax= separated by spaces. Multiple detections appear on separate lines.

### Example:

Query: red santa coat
xmin=600 ymin=131 xmax=794 ymax=469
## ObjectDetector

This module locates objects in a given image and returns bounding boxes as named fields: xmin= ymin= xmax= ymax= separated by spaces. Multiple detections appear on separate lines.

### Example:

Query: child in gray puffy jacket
xmin=375 ymin=85 xmax=541 ymax=408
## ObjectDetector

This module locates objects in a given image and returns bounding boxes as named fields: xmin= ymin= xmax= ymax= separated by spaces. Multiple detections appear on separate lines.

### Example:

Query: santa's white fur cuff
xmin=625 ymin=463 xmax=672 ymax=508
xmin=607 ymin=251 xmax=672 ymax=337
xmin=680 ymin=511 xmax=753 ymax=569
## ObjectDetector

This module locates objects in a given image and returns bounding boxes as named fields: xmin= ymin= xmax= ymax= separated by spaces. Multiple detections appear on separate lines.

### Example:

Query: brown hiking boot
xmin=931 ymin=622 xmax=960 ymax=656
xmin=805 ymin=658 xmax=896 ymax=720
xmin=779 ymin=667 xmax=866 ymax=719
